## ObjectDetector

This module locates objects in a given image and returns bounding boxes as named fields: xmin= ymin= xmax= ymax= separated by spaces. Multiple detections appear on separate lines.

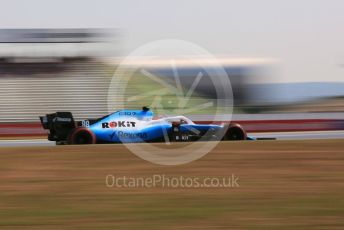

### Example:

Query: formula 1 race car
xmin=40 ymin=107 xmax=248 ymax=145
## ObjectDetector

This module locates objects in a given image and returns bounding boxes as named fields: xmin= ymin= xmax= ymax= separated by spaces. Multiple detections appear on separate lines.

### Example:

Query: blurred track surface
xmin=0 ymin=139 xmax=54 ymax=147
xmin=251 ymin=130 xmax=344 ymax=140
xmin=0 ymin=130 xmax=343 ymax=147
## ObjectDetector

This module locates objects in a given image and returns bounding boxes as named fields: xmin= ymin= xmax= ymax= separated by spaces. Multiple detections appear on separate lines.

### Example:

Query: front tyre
xmin=223 ymin=124 xmax=247 ymax=141
xmin=68 ymin=128 xmax=96 ymax=145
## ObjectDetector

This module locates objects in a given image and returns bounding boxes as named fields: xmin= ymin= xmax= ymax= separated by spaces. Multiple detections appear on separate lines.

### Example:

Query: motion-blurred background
xmin=0 ymin=0 xmax=344 ymax=135
xmin=1 ymin=2 xmax=344 ymax=229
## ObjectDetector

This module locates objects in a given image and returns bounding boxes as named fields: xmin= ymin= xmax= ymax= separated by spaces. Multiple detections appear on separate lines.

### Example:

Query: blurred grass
xmin=0 ymin=140 xmax=344 ymax=229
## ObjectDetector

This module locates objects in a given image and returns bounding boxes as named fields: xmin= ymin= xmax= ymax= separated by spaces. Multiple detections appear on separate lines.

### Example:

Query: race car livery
xmin=40 ymin=107 xmax=247 ymax=144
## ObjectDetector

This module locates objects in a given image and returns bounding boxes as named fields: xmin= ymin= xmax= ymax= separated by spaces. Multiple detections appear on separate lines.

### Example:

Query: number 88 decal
xmin=81 ymin=120 xmax=90 ymax=128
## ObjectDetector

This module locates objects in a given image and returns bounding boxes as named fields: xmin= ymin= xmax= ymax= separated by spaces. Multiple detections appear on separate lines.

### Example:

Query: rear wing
xmin=39 ymin=112 xmax=76 ymax=141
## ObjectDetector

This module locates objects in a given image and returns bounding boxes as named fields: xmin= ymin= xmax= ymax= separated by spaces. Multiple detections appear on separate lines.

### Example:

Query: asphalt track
xmin=251 ymin=130 xmax=344 ymax=140
xmin=0 ymin=139 xmax=55 ymax=147
xmin=0 ymin=130 xmax=343 ymax=147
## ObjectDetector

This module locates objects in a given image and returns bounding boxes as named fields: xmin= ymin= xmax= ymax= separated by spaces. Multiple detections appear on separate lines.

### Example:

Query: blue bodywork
xmin=82 ymin=109 xmax=224 ymax=143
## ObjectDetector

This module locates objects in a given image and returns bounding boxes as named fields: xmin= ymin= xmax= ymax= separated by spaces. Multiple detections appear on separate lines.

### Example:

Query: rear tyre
xmin=68 ymin=128 xmax=96 ymax=145
xmin=223 ymin=124 xmax=247 ymax=141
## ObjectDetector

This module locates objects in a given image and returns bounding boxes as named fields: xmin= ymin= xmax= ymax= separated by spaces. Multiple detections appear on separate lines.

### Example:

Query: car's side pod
xmin=39 ymin=112 xmax=76 ymax=143
xmin=222 ymin=123 xmax=247 ymax=141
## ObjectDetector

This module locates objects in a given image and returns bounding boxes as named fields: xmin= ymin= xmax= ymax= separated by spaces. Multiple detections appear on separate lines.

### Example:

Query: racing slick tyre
xmin=223 ymin=123 xmax=247 ymax=141
xmin=68 ymin=128 xmax=96 ymax=145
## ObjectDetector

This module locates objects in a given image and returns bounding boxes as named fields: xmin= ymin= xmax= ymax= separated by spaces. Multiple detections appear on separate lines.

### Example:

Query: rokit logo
xmin=102 ymin=121 xmax=136 ymax=128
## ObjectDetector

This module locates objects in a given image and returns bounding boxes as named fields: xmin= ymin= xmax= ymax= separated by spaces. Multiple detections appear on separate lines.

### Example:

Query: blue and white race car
xmin=40 ymin=107 xmax=248 ymax=145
